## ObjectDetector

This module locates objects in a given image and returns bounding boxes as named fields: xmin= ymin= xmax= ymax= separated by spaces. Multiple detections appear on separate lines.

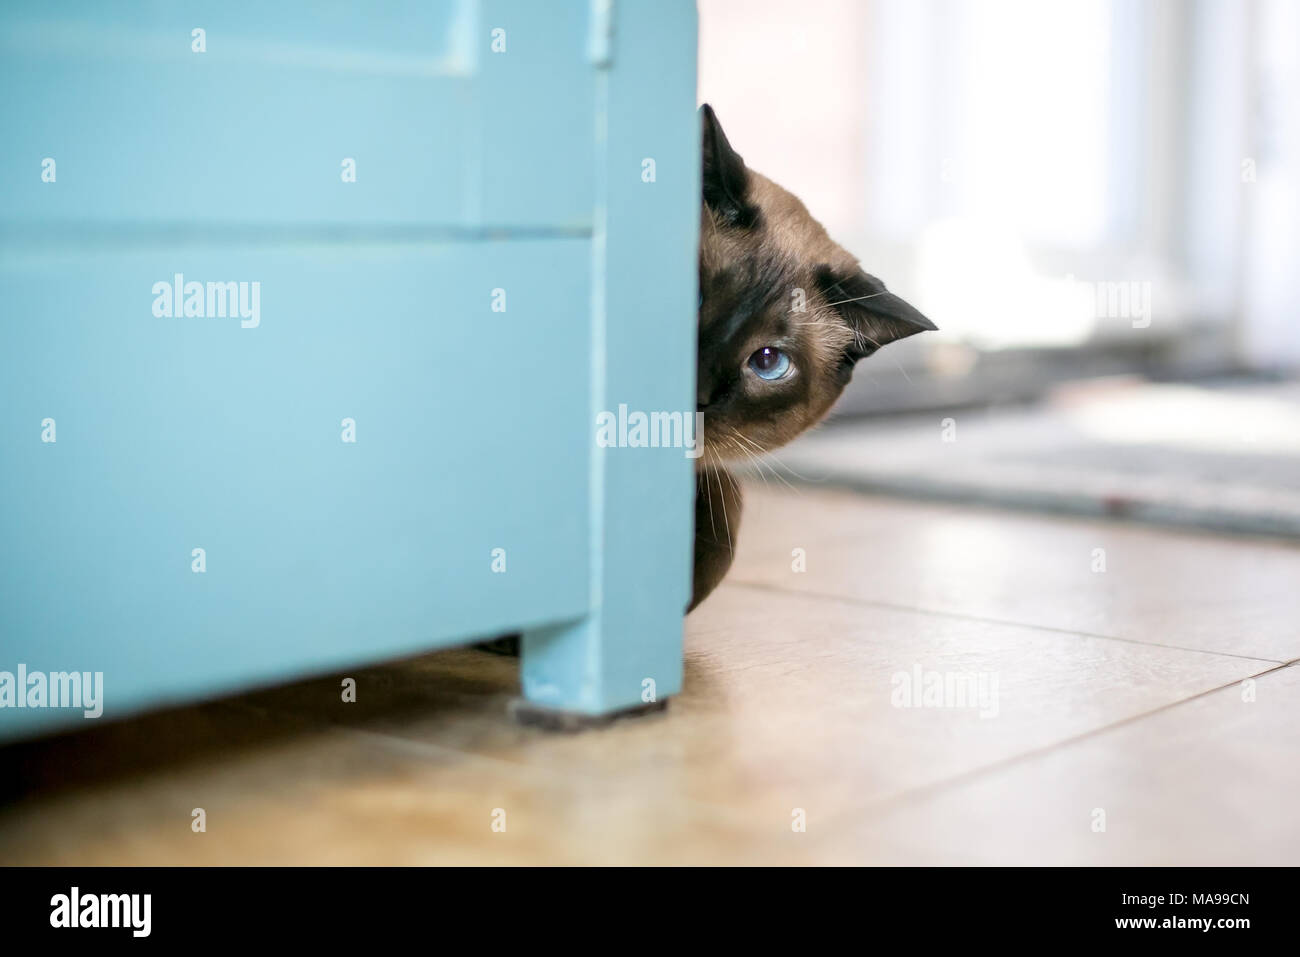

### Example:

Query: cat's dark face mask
xmin=696 ymin=104 xmax=936 ymax=462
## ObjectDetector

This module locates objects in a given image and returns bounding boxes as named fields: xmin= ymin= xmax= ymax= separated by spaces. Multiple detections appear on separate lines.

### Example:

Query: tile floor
xmin=1 ymin=484 xmax=1297 ymax=865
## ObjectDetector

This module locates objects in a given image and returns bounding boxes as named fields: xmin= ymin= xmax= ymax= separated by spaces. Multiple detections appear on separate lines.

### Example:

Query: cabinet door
xmin=0 ymin=237 xmax=592 ymax=738
xmin=0 ymin=0 xmax=596 ymax=228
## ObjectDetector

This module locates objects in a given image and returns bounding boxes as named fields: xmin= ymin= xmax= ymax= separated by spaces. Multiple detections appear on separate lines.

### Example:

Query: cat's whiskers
xmin=826 ymin=280 xmax=915 ymax=384
xmin=734 ymin=428 xmax=817 ymax=486
xmin=702 ymin=446 xmax=720 ymax=540
xmin=728 ymin=430 xmax=801 ymax=493
xmin=710 ymin=451 xmax=734 ymax=551
xmin=722 ymin=433 xmax=773 ymax=493
xmin=823 ymin=291 xmax=891 ymax=308
xmin=699 ymin=442 xmax=737 ymax=552
xmin=852 ymin=328 xmax=913 ymax=384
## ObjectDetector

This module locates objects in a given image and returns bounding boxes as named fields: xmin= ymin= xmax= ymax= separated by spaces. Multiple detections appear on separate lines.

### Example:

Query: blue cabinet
xmin=0 ymin=1 xmax=699 ymax=740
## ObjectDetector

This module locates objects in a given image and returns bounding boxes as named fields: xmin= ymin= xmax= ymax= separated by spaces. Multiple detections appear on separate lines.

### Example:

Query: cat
xmin=690 ymin=104 xmax=936 ymax=611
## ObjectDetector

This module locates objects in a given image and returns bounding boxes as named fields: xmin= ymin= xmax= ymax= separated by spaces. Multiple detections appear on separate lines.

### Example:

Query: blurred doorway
xmin=699 ymin=0 xmax=1300 ymax=415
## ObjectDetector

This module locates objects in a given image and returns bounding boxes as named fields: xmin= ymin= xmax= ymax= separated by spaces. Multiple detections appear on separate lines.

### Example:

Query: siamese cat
xmin=690 ymin=104 xmax=936 ymax=610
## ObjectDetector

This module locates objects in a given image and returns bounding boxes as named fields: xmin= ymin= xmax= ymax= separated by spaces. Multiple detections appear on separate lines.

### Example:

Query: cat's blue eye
xmin=748 ymin=347 xmax=792 ymax=380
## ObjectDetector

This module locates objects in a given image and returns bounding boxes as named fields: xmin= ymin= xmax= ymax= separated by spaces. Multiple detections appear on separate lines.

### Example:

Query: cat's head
xmin=697 ymin=103 xmax=935 ymax=462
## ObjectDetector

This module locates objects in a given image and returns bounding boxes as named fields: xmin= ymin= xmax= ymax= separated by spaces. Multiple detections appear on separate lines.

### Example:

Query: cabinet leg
xmin=516 ymin=613 xmax=680 ymax=727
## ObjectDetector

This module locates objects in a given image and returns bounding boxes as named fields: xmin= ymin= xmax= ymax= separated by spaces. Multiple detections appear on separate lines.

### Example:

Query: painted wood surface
xmin=0 ymin=0 xmax=698 ymax=737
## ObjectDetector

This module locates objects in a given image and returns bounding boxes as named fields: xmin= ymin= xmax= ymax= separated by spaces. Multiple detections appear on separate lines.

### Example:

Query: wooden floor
xmin=3 ymin=484 xmax=1298 ymax=865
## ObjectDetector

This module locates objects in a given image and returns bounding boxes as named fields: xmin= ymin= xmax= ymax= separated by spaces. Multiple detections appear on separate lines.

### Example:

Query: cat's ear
xmin=815 ymin=265 xmax=936 ymax=362
xmin=700 ymin=104 xmax=759 ymax=228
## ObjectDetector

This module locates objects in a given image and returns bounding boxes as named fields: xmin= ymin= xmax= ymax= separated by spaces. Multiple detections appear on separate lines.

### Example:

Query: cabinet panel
xmin=0 ymin=237 xmax=592 ymax=735
xmin=0 ymin=0 xmax=595 ymax=228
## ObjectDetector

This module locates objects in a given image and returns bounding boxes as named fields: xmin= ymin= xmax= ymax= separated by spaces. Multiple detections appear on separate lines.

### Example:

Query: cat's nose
xmin=697 ymin=359 xmax=735 ymax=410
xmin=697 ymin=378 xmax=718 ymax=410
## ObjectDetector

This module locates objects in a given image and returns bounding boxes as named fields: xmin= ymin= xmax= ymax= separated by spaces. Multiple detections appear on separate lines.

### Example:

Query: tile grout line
xmin=724 ymin=579 xmax=1288 ymax=665
xmin=740 ymin=476 xmax=1300 ymax=551
xmin=825 ymin=660 xmax=1293 ymax=833
xmin=224 ymin=658 xmax=1300 ymax=846
xmin=233 ymin=706 xmax=760 ymax=829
